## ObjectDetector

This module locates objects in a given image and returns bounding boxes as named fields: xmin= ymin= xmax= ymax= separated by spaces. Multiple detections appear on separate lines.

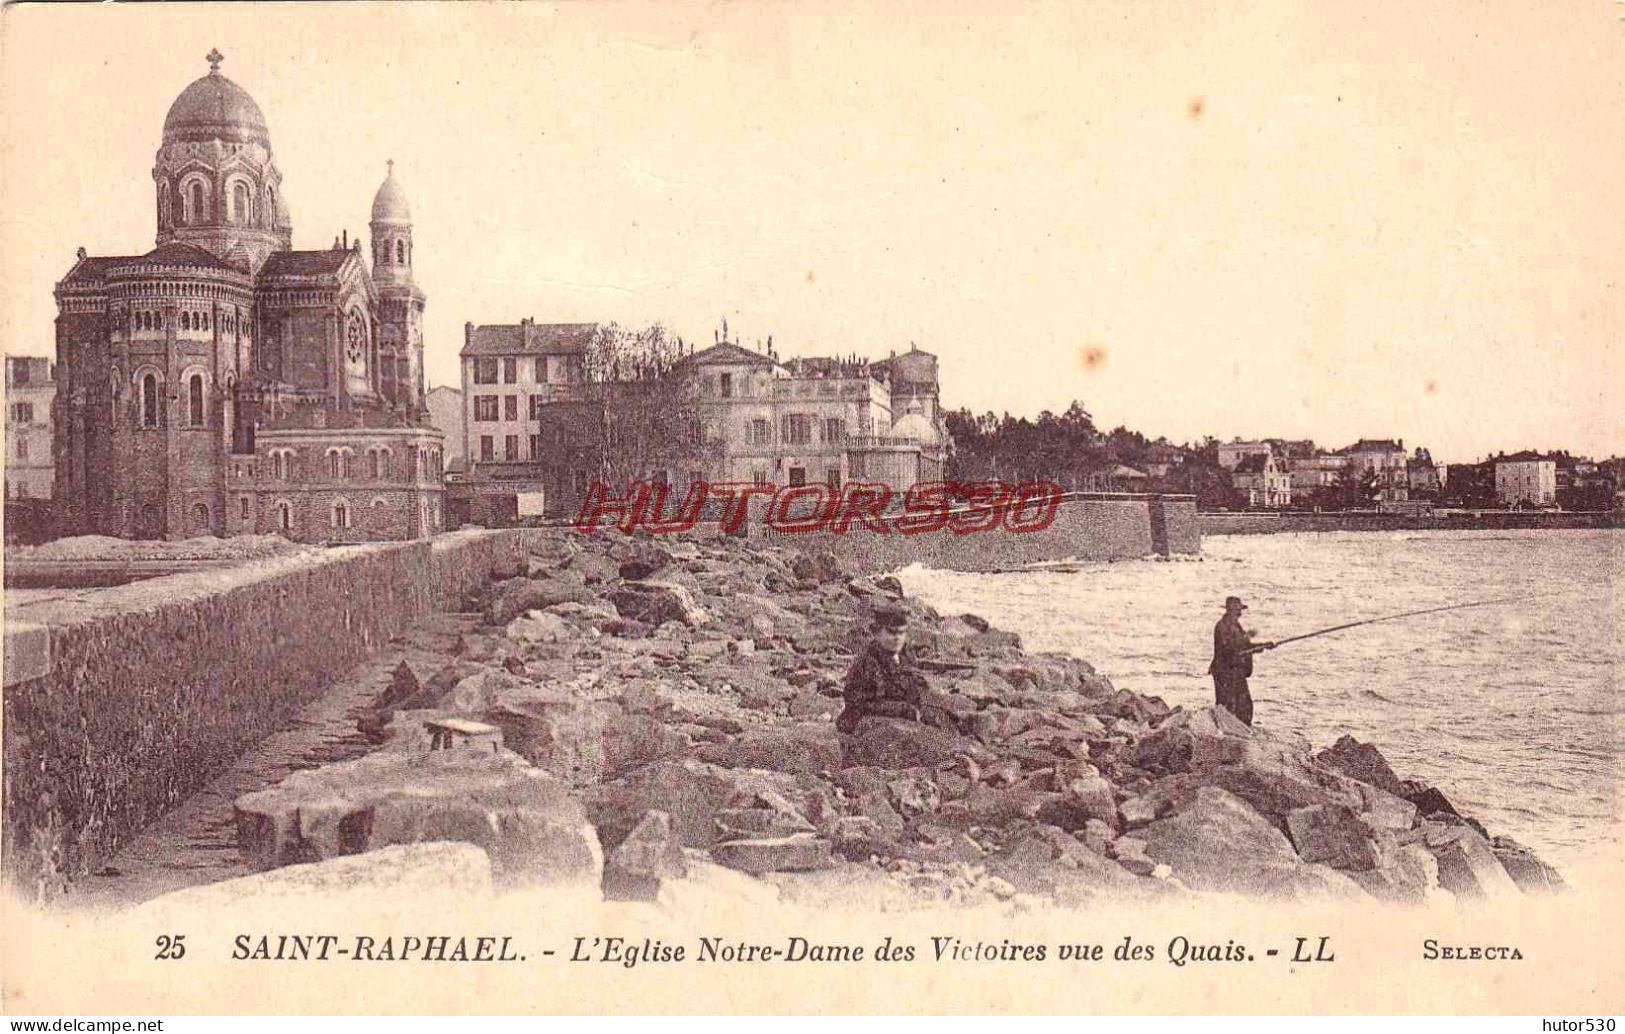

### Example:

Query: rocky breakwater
xmin=225 ymin=530 xmax=1563 ymax=910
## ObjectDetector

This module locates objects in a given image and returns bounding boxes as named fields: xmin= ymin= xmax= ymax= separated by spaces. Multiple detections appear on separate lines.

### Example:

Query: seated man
xmin=836 ymin=609 xmax=933 ymax=734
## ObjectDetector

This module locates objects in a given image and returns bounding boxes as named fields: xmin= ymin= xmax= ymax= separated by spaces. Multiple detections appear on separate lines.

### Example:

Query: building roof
xmin=370 ymin=161 xmax=411 ymax=224
xmin=1233 ymin=454 xmax=1273 ymax=474
xmin=427 ymin=384 xmax=463 ymax=398
xmin=462 ymin=322 xmax=598 ymax=357
xmin=60 ymin=243 xmax=237 ymax=285
xmin=259 ymin=249 xmax=355 ymax=278
xmin=163 ymin=54 xmax=270 ymax=146
xmin=677 ymin=341 xmax=779 ymax=367
xmin=1341 ymin=438 xmax=1405 ymax=453
xmin=1497 ymin=451 xmax=1555 ymax=464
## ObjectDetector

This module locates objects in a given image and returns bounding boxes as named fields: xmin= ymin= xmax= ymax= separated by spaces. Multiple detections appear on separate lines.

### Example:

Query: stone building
xmin=5 ymin=356 xmax=56 ymax=501
xmin=50 ymin=51 xmax=444 ymax=542
xmin=1494 ymin=453 xmax=1557 ymax=508
xmin=1337 ymin=438 xmax=1410 ymax=502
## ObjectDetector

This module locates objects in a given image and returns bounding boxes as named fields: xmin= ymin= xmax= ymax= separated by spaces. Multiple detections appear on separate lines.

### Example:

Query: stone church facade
xmin=52 ymin=50 xmax=444 ymax=543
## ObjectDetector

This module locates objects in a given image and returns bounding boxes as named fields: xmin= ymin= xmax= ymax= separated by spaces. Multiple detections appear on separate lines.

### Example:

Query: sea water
xmin=896 ymin=529 xmax=1623 ymax=879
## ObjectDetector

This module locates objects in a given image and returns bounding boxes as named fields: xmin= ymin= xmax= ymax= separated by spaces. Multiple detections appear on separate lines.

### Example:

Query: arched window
xmin=368 ymin=449 xmax=380 ymax=479
xmin=201 ymin=311 xmax=209 ymax=330
xmin=396 ymin=239 xmax=405 ymax=263
xmin=187 ymin=373 xmax=205 ymax=427
xmin=180 ymin=312 xmax=191 ymax=331
xmin=342 ymin=450 xmax=355 ymax=479
xmin=332 ymin=499 xmax=350 ymax=529
xmin=239 ymin=496 xmax=251 ymax=522
xmin=190 ymin=503 xmax=210 ymax=532
xmin=188 ymin=181 xmax=205 ymax=225
xmin=381 ymin=449 xmax=394 ymax=479
xmin=328 ymin=449 xmax=341 ymax=478
xmin=140 ymin=373 xmax=159 ymax=428
xmin=233 ymin=182 xmax=252 ymax=225
xmin=277 ymin=501 xmax=292 ymax=532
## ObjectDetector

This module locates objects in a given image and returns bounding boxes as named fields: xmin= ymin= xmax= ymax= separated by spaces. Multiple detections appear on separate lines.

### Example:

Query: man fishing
xmin=1209 ymin=596 xmax=1275 ymax=725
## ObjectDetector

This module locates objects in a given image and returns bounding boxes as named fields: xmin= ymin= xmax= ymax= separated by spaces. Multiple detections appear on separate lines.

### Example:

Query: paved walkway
xmin=67 ymin=611 xmax=479 ymax=910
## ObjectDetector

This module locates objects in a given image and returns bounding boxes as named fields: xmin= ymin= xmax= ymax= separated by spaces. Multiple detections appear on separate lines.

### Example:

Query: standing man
xmin=1209 ymin=596 xmax=1274 ymax=725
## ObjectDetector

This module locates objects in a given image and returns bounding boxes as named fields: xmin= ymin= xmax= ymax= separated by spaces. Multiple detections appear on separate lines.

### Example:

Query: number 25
xmin=154 ymin=934 xmax=186 ymax=960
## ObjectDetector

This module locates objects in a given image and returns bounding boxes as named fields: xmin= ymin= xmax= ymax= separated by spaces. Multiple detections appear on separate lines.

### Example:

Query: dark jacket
xmin=1209 ymin=614 xmax=1255 ymax=678
xmin=838 ymin=638 xmax=928 ymax=732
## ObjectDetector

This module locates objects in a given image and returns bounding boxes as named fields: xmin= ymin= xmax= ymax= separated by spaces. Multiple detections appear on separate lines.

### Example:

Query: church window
xmin=180 ymin=312 xmax=191 ymax=331
xmin=277 ymin=501 xmax=292 ymax=532
xmin=396 ymin=239 xmax=405 ymax=264
xmin=187 ymin=374 xmax=205 ymax=427
xmin=369 ymin=450 xmax=380 ymax=480
xmin=343 ymin=450 xmax=355 ymax=479
xmin=190 ymin=503 xmax=210 ymax=532
xmin=140 ymin=373 xmax=159 ymax=428
xmin=188 ymin=181 xmax=205 ymax=225
xmin=238 ymin=496 xmax=251 ymax=524
xmin=232 ymin=182 xmax=252 ymax=225
xmin=328 ymin=449 xmax=341 ymax=478
xmin=332 ymin=499 xmax=350 ymax=529
xmin=381 ymin=449 xmax=394 ymax=479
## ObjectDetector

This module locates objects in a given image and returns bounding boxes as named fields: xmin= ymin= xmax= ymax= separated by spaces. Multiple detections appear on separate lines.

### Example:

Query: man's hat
xmin=1224 ymin=596 xmax=1247 ymax=611
xmin=873 ymin=608 xmax=908 ymax=630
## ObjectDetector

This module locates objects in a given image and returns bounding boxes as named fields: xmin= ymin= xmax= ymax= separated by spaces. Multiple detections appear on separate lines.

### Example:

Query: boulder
xmin=609 ymin=580 xmax=710 ymax=627
xmin=1285 ymin=804 xmax=1386 ymax=871
xmin=234 ymin=750 xmax=601 ymax=888
xmin=712 ymin=833 xmax=837 ymax=874
xmin=1350 ymin=844 xmax=1442 ymax=906
xmin=618 ymin=544 xmax=675 ymax=582
xmin=1490 ymin=836 xmax=1565 ymax=894
xmin=1131 ymin=707 xmax=1254 ymax=773
xmin=841 ymin=717 xmax=987 ymax=769
xmin=1136 ymin=786 xmax=1368 ymax=902
xmin=488 ymin=577 xmax=596 ymax=624
xmin=1421 ymin=823 xmax=1521 ymax=900
xmin=1399 ymin=780 xmax=1462 ymax=820
xmin=987 ymin=825 xmax=1148 ymax=904
xmin=585 ymin=759 xmax=803 ymax=851
xmin=1313 ymin=735 xmax=1407 ymax=795
xmin=603 ymin=810 xmax=688 ymax=902
xmin=505 ymin=611 xmax=572 ymax=644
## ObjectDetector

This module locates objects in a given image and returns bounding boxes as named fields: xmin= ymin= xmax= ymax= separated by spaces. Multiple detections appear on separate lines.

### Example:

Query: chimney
xmin=342 ymin=229 xmax=348 ymax=249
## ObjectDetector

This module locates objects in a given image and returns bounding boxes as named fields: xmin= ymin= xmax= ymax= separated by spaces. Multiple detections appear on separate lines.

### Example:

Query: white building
xmin=1495 ymin=455 xmax=1557 ymax=507
xmin=5 ymin=356 xmax=55 ymax=500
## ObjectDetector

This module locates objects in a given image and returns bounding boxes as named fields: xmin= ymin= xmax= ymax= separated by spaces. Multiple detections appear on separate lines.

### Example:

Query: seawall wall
xmin=2 ymin=531 xmax=524 ymax=889
xmin=1199 ymin=510 xmax=1623 ymax=536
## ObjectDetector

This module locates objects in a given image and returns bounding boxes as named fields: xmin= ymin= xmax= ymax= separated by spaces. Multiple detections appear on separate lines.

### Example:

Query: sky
xmin=2 ymin=1 xmax=1620 ymax=464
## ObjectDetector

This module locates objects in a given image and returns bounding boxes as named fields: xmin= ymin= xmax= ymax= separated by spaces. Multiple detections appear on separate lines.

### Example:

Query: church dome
xmin=370 ymin=162 xmax=412 ymax=223
xmin=163 ymin=50 xmax=269 ymax=146
xmin=890 ymin=397 xmax=938 ymax=445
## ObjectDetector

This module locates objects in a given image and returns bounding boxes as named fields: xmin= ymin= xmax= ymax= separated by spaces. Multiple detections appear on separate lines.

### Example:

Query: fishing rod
xmin=1243 ymin=594 xmax=1535 ymax=654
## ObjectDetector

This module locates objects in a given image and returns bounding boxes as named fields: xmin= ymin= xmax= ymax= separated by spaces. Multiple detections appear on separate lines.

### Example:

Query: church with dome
xmin=52 ymin=50 xmax=445 ymax=542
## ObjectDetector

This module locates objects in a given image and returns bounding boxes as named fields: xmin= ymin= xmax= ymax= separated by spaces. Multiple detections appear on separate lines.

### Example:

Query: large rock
xmin=985 ymin=824 xmax=1153 ymax=905
xmin=699 ymin=724 xmax=843 ymax=777
xmin=1350 ymin=844 xmax=1443 ymax=906
xmin=841 ymin=716 xmax=988 ymax=769
xmin=234 ymin=750 xmax=601 ymax=888
xmin=1285 ymin=804 xmax=1386 ymax=871
xmin=584 ymin=759 xmax=804 ymax=851
xmin=1136 ymin=786 xmax=1368 ymax=902
xmin=1131 ymin=706 xmax=1254 ymax=773
xmin=609 ymin=580 xmax=710 ymax=627
xmin=505 ymin=611 xmax=573 ymax=644
xmin=1490 ymin=836 xmax=1565 ymax=894
xmin=488 ymin=576 xmax=596 ymax=624
xmin=603 ymin=810 xmax=688 ymax=902
xmin=1313 ymin=735 xmax=1407 ymax=795
xmin=711 ymin=833 xmax=836 ymax=874
xmin=1420 ymin=823 xmax=1521 ymax=900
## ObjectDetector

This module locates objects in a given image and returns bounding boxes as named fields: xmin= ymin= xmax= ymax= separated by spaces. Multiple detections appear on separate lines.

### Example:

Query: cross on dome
xmin=206 ymin=48 xmax=224 ymax=74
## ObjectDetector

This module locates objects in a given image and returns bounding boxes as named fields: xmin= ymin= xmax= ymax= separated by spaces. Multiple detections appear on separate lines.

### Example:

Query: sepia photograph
xmin=1 ymin=0 xmax=1620 ymax=1018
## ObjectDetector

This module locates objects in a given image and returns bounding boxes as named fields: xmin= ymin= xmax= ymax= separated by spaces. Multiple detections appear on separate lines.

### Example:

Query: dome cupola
xmin=162 ymin=49 xmax=271 ymax=147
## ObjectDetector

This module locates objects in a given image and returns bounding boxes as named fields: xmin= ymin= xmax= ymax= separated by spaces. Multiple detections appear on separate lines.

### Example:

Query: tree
xmin=581 ymin=322 xmax=716 ymax=490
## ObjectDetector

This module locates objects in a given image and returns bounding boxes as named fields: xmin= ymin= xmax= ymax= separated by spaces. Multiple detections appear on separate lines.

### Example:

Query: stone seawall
xmin=1199 ymin=510 xmax=1622 ymax=536
xmin=765 ymin=493 xmax=1199 ymax=573
xmin=2 ymin=531 xmax=524 ymax=889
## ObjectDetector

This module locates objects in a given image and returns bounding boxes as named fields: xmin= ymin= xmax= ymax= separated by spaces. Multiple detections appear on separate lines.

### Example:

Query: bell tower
xmin=370 ymin=161 xmax=425 ymax=412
